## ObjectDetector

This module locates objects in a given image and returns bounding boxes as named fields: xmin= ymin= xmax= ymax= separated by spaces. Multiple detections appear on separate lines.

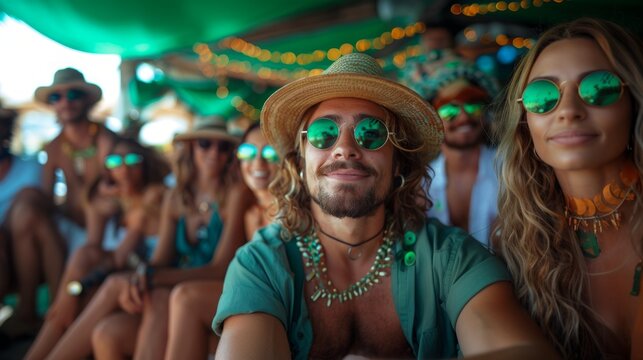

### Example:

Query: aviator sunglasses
xmin=196 ymin=139 xmax=233 ymax=152
xmin=437 ymin=103 xmax=485 ymax=122
xmin=518 ymin=70 xmax=626 ymax=114
xmin=236 ymin=143 xmax=279 ymax=163
xmin=47 ymin=89 xmax=86 ymax=104
xmin=301 ymin=117 xmax=393 ymax=151
xmin=104 ymin=153 xmax=143 ymax=169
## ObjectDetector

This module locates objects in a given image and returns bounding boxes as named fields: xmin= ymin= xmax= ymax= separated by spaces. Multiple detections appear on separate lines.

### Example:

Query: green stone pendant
xmin=631 ymin=261 xmax=642 ymax=296
xmin=577 ymin=231 xmax=601 ymax=259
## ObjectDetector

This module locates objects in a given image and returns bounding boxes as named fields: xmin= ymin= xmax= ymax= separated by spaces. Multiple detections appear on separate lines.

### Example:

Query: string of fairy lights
xmin=193 ymin=22 xmax=427 ymax=120
xmin=451 ymin=0 xmax=564 ymax=17
xmin=191 ymin=3 xmax=555 ymax=120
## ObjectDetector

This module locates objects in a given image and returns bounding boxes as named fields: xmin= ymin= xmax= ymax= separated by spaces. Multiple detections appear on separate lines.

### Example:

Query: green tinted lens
xmin=437 ymin=104 xmax=461 ymax=122
xmin=521 ymin=79 xmax=560 ymax=114
xmin=105 ymin=154 xmax=123 ymax=169
xmin=463 ymin=103 xmax=484 ymax=117
xmin=123 ymin=153 xmax=143 ymax=166
xmin=237 ymin=143 xmax=257 ymax=161
xmin=354 ymin=117 xmax=388 ymax=150
xmin=306 ymin=118 xmax=339 ymax=149
xmin=579 ymin=70 xmax=622 ymax=106
xmin=261 ymin=145 xmax=279 ymax=163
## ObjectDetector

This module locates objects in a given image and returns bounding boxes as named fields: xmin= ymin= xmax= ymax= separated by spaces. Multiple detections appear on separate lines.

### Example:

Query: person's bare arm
xmin=216 ymin=313 xmax=290 ymax=360
xmin=148 ymin=188 xmax=178 ymax=267
xmin=456 ymin=281 xmax=559 ymax=359
xmin=41 ymin=141 xmax=59 ymax=198
xmin=208 ymin=183 xmax=253 ymax=275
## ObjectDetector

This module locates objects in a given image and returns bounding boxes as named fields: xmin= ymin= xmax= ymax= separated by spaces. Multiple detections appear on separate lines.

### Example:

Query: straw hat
xmin=173 ymin=115 xmax=240 ymax=144
xmin=261 ymin=52 xmax=444 ymax=160
xmin=34 ymin=68 xmax=102 ymax=105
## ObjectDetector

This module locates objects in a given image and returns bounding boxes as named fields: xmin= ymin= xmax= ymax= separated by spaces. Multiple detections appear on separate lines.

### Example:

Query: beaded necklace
xmin=296 ymin=230 xmax=393 ymax=307
xmin=564 ymin=162 xmax=639 ymax=234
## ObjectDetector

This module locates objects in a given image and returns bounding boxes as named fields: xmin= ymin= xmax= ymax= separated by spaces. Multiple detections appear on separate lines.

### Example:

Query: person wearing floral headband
xmin=213 ymin=53 xmax=558 ymax=359
xmin=401 ymin=50 xmax=500 ymax=247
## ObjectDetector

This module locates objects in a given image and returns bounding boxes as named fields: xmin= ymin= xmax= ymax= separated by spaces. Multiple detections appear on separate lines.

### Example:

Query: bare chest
xmin=305 ymin=277 xmax=414 ymax=359
xmin=587 ymin=259 xmax=641 ymax=350
xmin=445 ymin=173 xmax=476 ymax=230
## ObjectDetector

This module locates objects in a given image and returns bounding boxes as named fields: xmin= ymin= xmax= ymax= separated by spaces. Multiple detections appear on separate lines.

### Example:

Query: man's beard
xmin=308 ymin=160 xmax=387 ymax=218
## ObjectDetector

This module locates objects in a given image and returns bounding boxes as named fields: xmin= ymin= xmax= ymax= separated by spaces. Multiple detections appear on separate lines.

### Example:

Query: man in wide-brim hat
xmin=35 ymin=67 xmax=117 ymax=226
xmin=4 ymin=68 xmax=120 ymax=328
xmin=214 ymin=53 xmax=558 ymax=359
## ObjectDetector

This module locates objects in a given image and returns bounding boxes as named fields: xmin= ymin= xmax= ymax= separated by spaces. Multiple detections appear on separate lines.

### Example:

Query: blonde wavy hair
xmin=494 ymin=18 xmax=643 ymax=358
xmin=173 ymin=139 xmax=237 ymax=214
xmin=269 ymin=104 xmax=431 ymax=240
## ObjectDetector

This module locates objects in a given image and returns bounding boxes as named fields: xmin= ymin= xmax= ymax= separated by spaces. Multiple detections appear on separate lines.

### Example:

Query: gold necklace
xmin=564 ymin=163 xmax=639 ymax=234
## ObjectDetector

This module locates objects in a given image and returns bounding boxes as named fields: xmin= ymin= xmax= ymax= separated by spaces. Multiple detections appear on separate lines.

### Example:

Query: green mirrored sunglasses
xmin=301 ymin=117 xmax=393 ymax=151
xmin=105 ymin=153 xmax=143 ymax=169
xmin=518 ymin=70 xmax=626 ymax=114
xmin=437 ymin=103 xmax=485 ymax=122
xmin=236 ymin=143 xmax=279 ymax=163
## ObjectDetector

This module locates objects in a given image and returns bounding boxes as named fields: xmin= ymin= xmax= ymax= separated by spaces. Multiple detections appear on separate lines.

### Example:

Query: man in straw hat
xmin=402 ymin=49 xmax=500 ymax=247
xmin=35 ymin=67 xmax=117 ymax=229
xmin=213 ymin=53 xmax=557 ymax=359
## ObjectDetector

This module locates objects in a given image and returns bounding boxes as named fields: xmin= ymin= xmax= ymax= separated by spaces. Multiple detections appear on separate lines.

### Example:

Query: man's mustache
xmin=317 ymin=161 xmax=377 ymax=177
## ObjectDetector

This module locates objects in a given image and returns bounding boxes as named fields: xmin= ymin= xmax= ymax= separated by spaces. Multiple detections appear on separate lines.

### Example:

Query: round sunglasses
xmin=301 ymin=117 xmax=393 ymax=151
xmin=236 ymin=143 xmax=279 ymax=163
xmin=196 ymin=139 xmax=233 ymax=152
xmin=105 ymin=153 xmax=143 ymax=169
xmin=437 ymin=103 xmax=485 ymax=122
xmin=47 ymin=89 xmax=86 ymax=104
xmin=518 ymin=70 xmax=626 ymax=114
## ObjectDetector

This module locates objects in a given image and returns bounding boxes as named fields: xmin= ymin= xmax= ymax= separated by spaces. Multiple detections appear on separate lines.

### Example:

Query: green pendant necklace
xmin=296 ymin=231 xmax=393 ymax=307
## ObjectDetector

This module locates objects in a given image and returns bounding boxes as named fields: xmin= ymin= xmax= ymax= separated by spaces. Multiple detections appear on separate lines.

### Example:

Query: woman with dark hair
xmin=163 ymin=121 xmax=280 ymax=359
xmin=37 ymin=117 xmax=251 ymax=360
xmin=26 ymin=137 xmax=169 ymax=359
xmin=494 ymin=18 xmax=643 ymax=358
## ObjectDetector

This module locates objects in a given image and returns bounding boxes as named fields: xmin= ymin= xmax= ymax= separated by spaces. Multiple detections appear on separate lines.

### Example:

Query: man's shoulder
xmin=237 ymin=223 xmax=289 ymax=259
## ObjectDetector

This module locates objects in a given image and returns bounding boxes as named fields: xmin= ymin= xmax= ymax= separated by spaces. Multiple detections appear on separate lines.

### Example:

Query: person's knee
xmin=169 ymin=283 xmax=197 ymax=310
xmin=92 ymin=319 xmax=119 ymax=348
xmin=7 ymin=188 xmax=53 ymax=234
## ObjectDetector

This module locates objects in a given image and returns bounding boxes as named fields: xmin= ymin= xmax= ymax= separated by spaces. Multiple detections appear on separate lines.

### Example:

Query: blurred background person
xmin=163 ymin=122 xmax=279 ymax=360
xmin=401 ymin=50 xmax=500 ymax=246
xmin=26 ymin=137 xmax=169 ymax=360
xmin=40 ymin=116 xmax=250 ymax=360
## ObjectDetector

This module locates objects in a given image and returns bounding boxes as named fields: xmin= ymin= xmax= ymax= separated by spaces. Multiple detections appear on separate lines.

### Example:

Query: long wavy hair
xmin=269 ymin=103 xmax=431 ymax=241
xmin=493 ymin=18 xmax=643 ymax=358
xmin=173 ymin=138 xmax=236 ymax=214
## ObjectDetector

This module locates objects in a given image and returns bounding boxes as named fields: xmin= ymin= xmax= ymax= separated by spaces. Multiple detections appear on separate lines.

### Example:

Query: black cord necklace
xmin=317 ymin=224 xmax=386 ymax=260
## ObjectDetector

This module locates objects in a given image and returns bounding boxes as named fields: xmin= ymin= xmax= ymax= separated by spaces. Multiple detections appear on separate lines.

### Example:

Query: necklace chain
xmin=296 ymin=231 xmax=393 ymax=307
xmin=317 ymin=224 xmax=385 ymax=260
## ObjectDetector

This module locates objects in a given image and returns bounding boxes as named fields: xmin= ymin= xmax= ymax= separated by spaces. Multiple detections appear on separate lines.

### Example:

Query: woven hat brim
xmin=261 ymin=73 xmax=444 ymax=159
xmin=34 ymin=82 xmax=102 ymax=106
xmin=173 ymin=129 xmax=240 ymax=144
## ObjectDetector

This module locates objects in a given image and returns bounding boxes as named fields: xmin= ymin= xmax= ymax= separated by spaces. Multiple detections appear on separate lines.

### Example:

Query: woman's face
xmin=525 ymin=38 xmax=632 ymax=173
xmin=192 ymin=138 xmax=232 ymax=178
xmin=105 ymin=143 xmax=144 ymax=190
xmin=239 ymin=129 xmax=278 ymax=193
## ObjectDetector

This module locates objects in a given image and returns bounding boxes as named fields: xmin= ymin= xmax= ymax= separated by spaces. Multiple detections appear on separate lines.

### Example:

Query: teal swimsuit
xmin=175 ymin=206 xmax=223 ymax=268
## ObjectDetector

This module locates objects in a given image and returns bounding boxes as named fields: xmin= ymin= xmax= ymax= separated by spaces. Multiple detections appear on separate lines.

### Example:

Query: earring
xmin=299 ymin=170 xmax=304 ymax=179
xmin=395 ymin=174 xmax=405 ymax=189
